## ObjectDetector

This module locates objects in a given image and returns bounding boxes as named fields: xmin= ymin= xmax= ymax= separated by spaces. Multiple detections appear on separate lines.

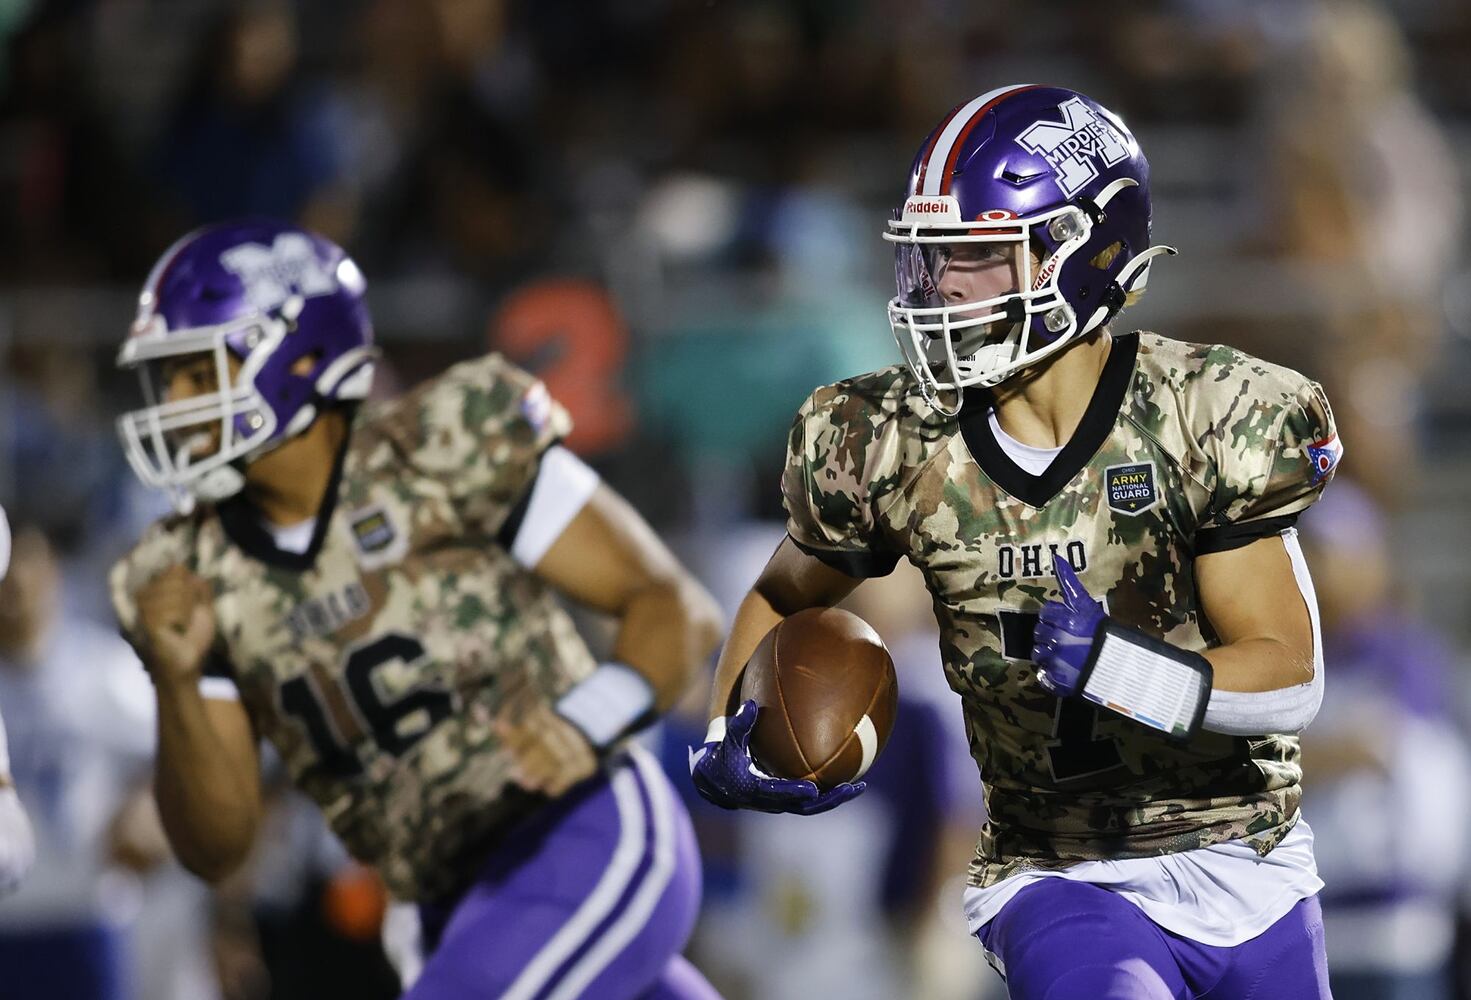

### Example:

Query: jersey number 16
xmin=279 ymin=633 xmax=456 ymax=777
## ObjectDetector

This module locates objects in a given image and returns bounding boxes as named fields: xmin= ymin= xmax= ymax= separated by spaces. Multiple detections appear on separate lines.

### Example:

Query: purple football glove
xmin=689 ymin=700 xmax=865 ymax=815
xmin=1031 ymin=555 xmax=1107 ymax=696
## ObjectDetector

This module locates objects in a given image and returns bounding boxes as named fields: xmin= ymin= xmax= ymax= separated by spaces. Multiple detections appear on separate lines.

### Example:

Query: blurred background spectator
xmin=1300 ymin=483 xmax=1471 ymax=1000
xmin=4 ymin=0 xmax=1471 ymax=996
xmin=156 ymin=2 xmax=356 ymax=241
xmin=0 ymin=523 xmax=217 ymax=1000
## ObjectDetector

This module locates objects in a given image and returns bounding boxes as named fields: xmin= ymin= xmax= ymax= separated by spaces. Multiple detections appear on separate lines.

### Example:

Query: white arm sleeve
xmin=382 ymin=901 xmax=425 ymax=990
xmin=509 ymin=445 xmax=601 ymax=568
xmin=1201 ymin=674 xmax=1323 ymax=736
xmin=1201 ymin=529 xmax=1325 ymax=735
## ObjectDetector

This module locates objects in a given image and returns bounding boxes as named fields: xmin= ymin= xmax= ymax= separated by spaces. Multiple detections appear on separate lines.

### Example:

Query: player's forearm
xmin=707 ymin=589 xmax=785 ymax=722
xmin=152 ymin=679 xmax=260 ymax=882
xmin=700 ymin=538 xmax=859 ymax=726
xmin=706 ymin=540 xmax=863 ymax=721
xmin=612 ymin=576 xmax=724 ymax=711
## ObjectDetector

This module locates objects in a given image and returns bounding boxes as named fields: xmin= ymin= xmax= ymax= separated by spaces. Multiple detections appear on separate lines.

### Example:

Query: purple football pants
xmin=403 ymin=745 xmax=719 ymax=1000
xmin=976 ymin=879 xmax=1331 ymax=1000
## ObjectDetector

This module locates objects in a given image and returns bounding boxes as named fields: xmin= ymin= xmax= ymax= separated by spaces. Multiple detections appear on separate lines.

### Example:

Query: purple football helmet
xmin=116 ymin=220 xmax=375 ymax=510
xmin=886 ymin=84 xmax=1175 ymax=412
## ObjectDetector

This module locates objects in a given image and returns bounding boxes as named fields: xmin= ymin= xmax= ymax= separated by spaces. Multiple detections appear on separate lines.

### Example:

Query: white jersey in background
xmin=0 ymin=503 xmax=35 ymax=897
xmin=0 ymin=619 xmax=154 ymax=925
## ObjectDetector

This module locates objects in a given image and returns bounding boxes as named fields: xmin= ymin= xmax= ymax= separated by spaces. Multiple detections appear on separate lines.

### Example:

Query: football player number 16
xmin=279 ymin=633 xmax=455 ymax=777
xmin=996 ymin=609 xmax=1127 ymax=783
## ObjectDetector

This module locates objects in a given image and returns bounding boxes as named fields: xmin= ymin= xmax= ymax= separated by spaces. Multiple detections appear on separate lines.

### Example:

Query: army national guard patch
xmin=1105 ymin=462 xmax=1157 ymax=515
xmin=348 ymin=505 xmax=407 ymax=570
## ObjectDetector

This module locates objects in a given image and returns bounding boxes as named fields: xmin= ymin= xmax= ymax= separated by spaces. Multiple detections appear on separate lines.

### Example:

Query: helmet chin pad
xmin=951 ymin=331 xmax=1025 ymax=383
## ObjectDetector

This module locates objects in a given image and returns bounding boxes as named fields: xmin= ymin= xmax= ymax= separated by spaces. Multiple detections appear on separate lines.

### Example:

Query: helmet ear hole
xmin=282 ymin=351 xmax=323 ymax=401
xmin=290 ymin=351 xmax=322 ymax=378
xmin=1089 ymin=241 xmax=1124 ymax=270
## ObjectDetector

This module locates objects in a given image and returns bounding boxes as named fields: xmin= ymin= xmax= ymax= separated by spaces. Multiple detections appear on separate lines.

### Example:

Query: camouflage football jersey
xmin=782 ymin=332 xmax=1339 ymax=889
xmin=110 ymin=354 xmax=596 ymax=901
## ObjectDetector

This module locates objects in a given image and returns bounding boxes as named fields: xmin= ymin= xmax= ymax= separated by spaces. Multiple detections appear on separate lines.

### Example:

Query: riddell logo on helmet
xmin=1031 ymin=255 xmax=1060 ymax=291
xmin=902 ymin=196 xmax=960 ymax=221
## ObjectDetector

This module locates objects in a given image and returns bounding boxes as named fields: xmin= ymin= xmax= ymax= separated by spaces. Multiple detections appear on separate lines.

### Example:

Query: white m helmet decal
xmin=1015 ymin=97 xmax=1129 ymax=199
xmin=220 ymin=233 xmax=340 ymax=312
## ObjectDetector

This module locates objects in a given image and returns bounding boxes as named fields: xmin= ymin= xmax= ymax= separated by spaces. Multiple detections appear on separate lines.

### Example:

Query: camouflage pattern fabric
xmin=782 ymin=332 xmax=1338 ymax=889
xmin=111 ymin=354 xmax=596 ymax=901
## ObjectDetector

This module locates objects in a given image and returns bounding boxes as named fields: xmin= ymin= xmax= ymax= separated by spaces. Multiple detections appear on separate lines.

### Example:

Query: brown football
xmin=739 ymin=607 xmax=898 ymax=790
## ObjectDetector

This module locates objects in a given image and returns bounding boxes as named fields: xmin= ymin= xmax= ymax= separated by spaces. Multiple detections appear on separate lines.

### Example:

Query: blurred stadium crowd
xmin=3 ymin=0 xmax=1471 ymax=998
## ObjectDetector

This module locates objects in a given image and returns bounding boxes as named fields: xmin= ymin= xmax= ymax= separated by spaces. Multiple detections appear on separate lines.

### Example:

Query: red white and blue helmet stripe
xmin=913 ymin=84 xmax=1042 ymax=197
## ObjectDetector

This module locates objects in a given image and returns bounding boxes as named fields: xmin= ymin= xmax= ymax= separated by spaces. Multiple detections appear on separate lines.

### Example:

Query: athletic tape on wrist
xmin=702 ymin=715 xmax=726 ymax=744
xmin=554 ymin=661 xmax=656 ymax=751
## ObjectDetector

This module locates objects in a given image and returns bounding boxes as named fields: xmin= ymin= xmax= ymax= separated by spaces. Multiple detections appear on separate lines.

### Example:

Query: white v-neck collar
xmin=987 ymin=409 xmax=1065 ymax=476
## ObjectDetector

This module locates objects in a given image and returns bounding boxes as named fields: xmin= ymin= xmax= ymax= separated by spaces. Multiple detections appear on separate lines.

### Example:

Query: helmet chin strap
xmin=930 ymin=315 xmax=1027 ymax=412
xmin=913 ymin=369 xmax=964 ymax=419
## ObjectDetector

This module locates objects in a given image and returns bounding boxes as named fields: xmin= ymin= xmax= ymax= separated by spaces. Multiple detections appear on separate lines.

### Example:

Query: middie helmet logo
xmin=1015 ymin=97 xmax=1129 ymax=199
xmin=220 ymin=233 xmax=340 ymax=312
